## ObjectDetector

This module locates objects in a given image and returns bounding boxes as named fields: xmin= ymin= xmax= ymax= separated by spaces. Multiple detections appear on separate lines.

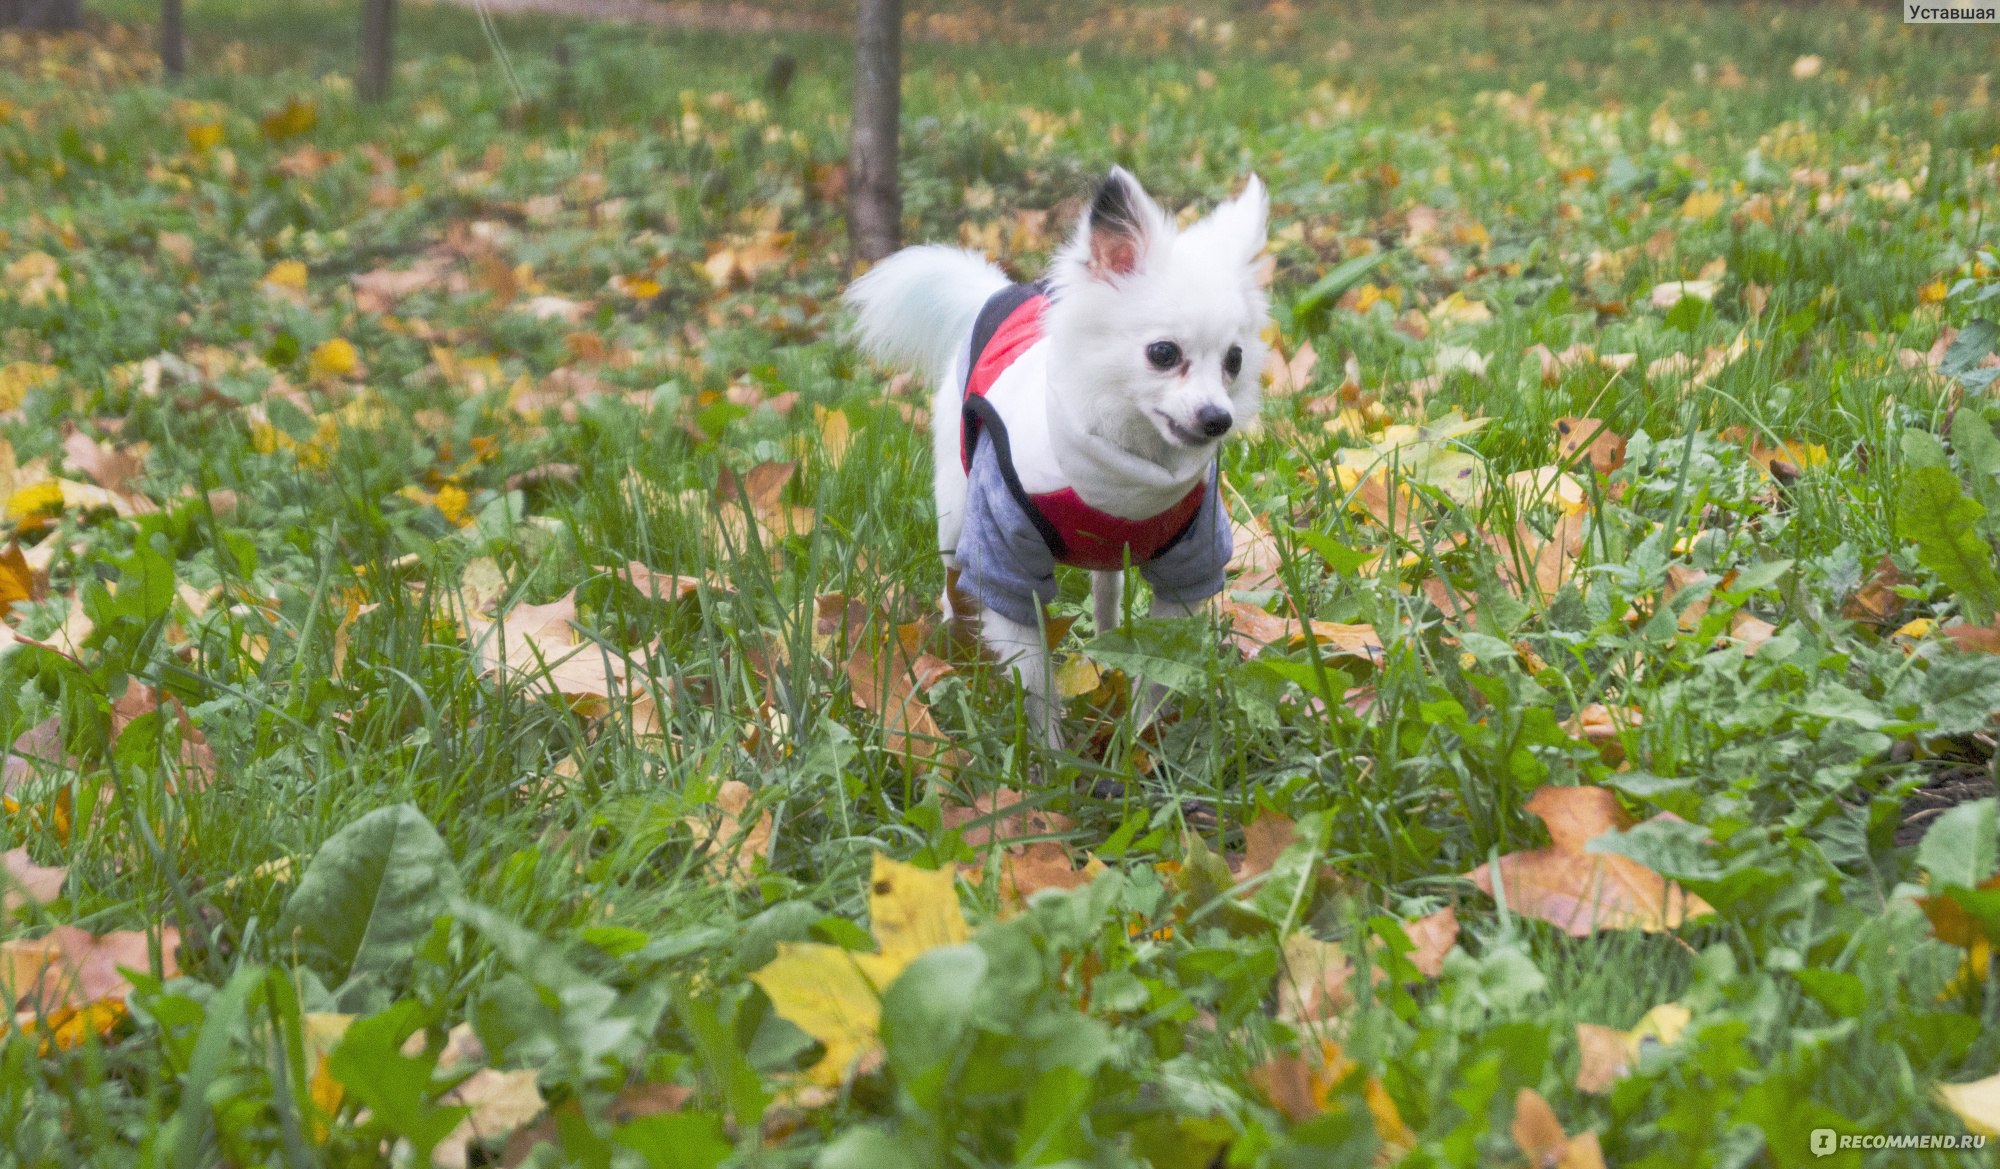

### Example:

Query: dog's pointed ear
xmin=1085 ymin=167 xmax=1159 ymax=280
xmin=1211 ymin=173 xmax=1270 ymax=259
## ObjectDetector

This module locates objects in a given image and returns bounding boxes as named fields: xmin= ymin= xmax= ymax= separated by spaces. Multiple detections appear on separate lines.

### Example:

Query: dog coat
xmin=952 ymin=283 xmax=1231 ymax=627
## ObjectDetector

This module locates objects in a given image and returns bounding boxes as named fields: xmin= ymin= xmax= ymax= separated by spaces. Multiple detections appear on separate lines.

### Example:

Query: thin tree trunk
xmin=358 ymin=0 xmax=395 ymax=104
xmin=847 ymin=0 xmax=902 ymax=266
xmin=160 ymin=0 xmax=183 ymax=78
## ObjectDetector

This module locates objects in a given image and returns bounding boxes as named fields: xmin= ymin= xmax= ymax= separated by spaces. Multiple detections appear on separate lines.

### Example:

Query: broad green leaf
xmin=1896 ymin=464 xmax=2000 ymax=624
xmin=882 ymin=943 xmax=987 ymax=1113
xmin=1917 ymin=799 xmax=1998 ymax=890
xmin=1083 ymin=622 xmax=1214 ymax=697
xmin=817 ymin=1126 xmax=921 ymax=1169
xmin=614 ymin=1112 xmax=732 ymax=1169
xmin=1951 ymin=410 xmax=2000 ymax=543
xmin=327 ymin=1002 xmax=468 ymax=1158
xmin=1291 ymin=249 xmax=1393 ymax=318
xmin=1941 ymin=319 xmax=1998 ymax=379
xmin=277 ymin=804 xmax=462 ymax=1005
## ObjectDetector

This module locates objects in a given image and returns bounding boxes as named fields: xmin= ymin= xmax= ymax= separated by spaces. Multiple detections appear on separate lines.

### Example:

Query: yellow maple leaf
xmin=185 ymin=122 xmax=224 ymax=151
xmin=6 ymin=481 xmax=66 ymax=528
xmin=308 ymin=338 xmax=359 ymax=380
xmin=748 ymin=853 xmax=968 ymax=1085
xmin=436 ymin=483 xmax=473 ymax=527
xmin=0 ymin=363 xmax=58 ymax=411
xmin=1680 ymin=189 xmax=1725 ymax=220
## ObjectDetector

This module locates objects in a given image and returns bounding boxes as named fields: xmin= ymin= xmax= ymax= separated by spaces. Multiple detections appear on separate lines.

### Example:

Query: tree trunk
xmin=358 ymin=0 xmax=395 ymax=103
xmin=0 ymin=0 xmax=84 ymax=29
xmin=160 ymin=0 xmax=183 ymax=78
xmin=847 ymin=0 xmax=902 ymax=266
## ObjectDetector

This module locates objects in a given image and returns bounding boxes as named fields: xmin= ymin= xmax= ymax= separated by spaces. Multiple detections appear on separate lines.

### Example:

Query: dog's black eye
xmin=1223 ymin=345 xmax=1244 ymax=378
xmin=1146 ymin=341 xmax=1182 ymax=370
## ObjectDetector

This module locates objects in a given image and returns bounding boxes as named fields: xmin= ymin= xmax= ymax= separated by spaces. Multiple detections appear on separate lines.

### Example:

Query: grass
xmin=1 ymin=0 xmax=1998 ymax=1165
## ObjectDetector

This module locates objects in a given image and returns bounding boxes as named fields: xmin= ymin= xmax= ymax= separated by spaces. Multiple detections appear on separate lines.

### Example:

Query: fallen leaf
xmin=2 ymin=925 xmax=180 ymax=1014
xmin=1464 ymin=786 xmax=1714 ymax=935
xmin=1575 ymin=1002 xmax=1691 ymax=1093
xmin=262 ymin=260 xmax=309 ymax=305
xmin=684 ymin=780 xmax=774 ymax=887
xmin=1552 ymin=417 xmax=1626 ymax=476
xmin=1 ymin=848 xmax=64 ymax=921
xmin=308 ymin=338 xmax=361 ymax=381
xmin=1262 ymin=339 xmax=1318 ymax=396
xmin=465 ymin=593 xmax=649 ymax=711
xmin=61 ymin=431 xmax=144 ymax=497
xmin=1574 ymin=1024 xmax=1629 ymax=1094
xmin=1250 ymin=1040 xmax=1413 ymax=1152
xmin=1239 ymin=808 xmax=1298 ymax=881
xmin=748 ymin=853 xmax=967 ymax=1085
xmin=1399 ymin=906 xmax=1458 ymax=977
xmin=1513 ymin=1088 xmax=1607 ymax=1169
xmin=1937 ymin=1073 xmax=2000 ymax=1138
xmin=352 ymin=260 xmax=450 ymax=313
xmin=0 ymin=543 xmax=37 ymax=613
xmin=433 ymin=1068 xmax=545 ymax=1169
xmin=1218 ymin=598 xmax=1385 ymax=665
xmin=1276 ymin=932 xmax=1354 ymax=1024
xmin=1649 ymin=279 xmax=1718 ymax=308
xmin=1228 ymin=514 xmax=1285 ymax=591
xmin=1843 ymin=556 xmax=1904 ymax=626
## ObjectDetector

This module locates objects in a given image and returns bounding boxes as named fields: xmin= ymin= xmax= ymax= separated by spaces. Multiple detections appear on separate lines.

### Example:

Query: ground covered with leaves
xmin=3 ymin=1 xmax=2000 ymax=1165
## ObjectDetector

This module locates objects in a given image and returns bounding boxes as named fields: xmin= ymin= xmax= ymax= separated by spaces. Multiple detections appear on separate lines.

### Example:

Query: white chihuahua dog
xmin=845 ymin=168 xmax=1271 ymax=747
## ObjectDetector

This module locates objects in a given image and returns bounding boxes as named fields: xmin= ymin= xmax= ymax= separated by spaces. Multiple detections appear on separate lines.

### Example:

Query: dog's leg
xmin=1090 ymin=570 xmax=1123 ymax=635
xmin=980 ymin=608 xmax=1061 ymax=750
xmin=932 ymin=375 xmax=970 ymax=621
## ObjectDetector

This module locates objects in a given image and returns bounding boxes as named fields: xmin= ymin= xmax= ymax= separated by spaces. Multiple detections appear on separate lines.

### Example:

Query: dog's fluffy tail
xmin=844 ymin=246 xmax=1010 ymax=382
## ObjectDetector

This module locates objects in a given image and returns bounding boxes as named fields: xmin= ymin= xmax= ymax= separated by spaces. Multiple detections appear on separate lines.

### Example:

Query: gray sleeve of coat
xmin=954 ymin=440 xmax=1058 ymax=627
xmin=1137 ymin=464 xmax=1231 ymax=606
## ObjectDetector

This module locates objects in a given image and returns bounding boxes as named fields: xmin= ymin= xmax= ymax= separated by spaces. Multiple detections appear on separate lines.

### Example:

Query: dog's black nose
xmin=1195 ymin=406 xmax=1233 ymax=438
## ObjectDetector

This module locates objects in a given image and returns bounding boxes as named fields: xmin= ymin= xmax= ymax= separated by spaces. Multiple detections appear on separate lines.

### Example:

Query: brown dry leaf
xmin=1574 ymin=1023 xmax=1630 ymax=1094
xmin=1263 ymin=339 xmax=1319 ymax=396
xmin=1 ymin=848 xmax=64 ymax=921
xmin=1228 ymin=514 xmax=1285 ymax=591
xmin=943 ymin=789 xmax=1101 ymax=906
xmin=1238 ymin=809 xmax=1298 ymax=881
xmin=618 ymin=560 xmax=719 ymax=604
xmin=1551 ymin=417 xmax=1626 ymax=476
xmin=1941 ymin=623 xmax=2000 ymax=653
xmin=62 ymin=431 xmax=145 ymax=497
xmin=1512 ymin=1088 xmax=1608 ymax=1169
xmin=1464 ymin=786 xmax=1714 ymax=936
xmin=1249 ymin=1040 xmax=1414 ymax=1152
xmin=1843 ymin=556 xmax=1903 ymax=626
xmin=433 ymin=1068 xmax=546 ymax=1169
xmin=1400 ymin=906 xmax=1458 ymax=977
xmin=111 ymin=683 xmax=216 ymax=791
xmin=1730 ymin=612 xmax=1778 ymax=654
xmin=1574 ymin=1003 xmax=1691 ymax=1095
xmin=1563 ymin=703 xmax=1641 ymax=764
xmin=1277 ymin=932 xmax=1355 ymax=1024
xmin=352 ymin=257 xmax=449 ymax=314
xmin=2 ymin=924 xmax=180 ymax=1014
xmin=684 ymin=780 xmax=774 ymax=887
xmin=715 ymin=460 xmax=815 ymax=543
xmin=466 ymin=593 xmax=647 ymax=710
xmin=844 ymin=635 xmax=961 ymax=775
xmin=1218 ymin=598 xmax=1385 ymax=666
